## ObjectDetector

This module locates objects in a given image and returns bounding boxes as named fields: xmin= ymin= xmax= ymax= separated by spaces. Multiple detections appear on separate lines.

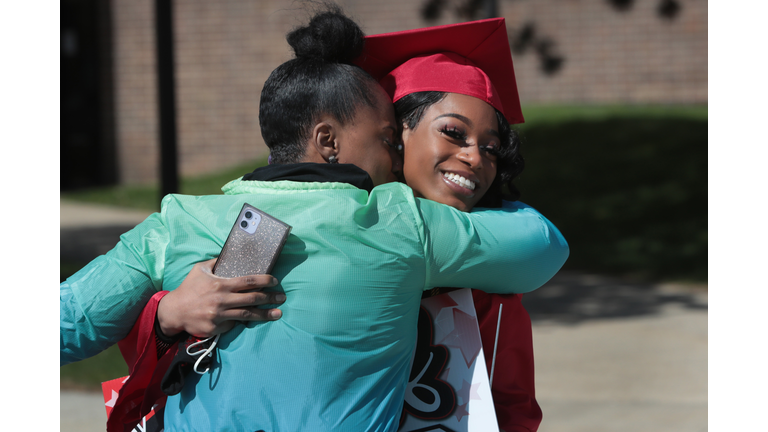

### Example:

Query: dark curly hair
xmin=259 ymin=5 xmax=381 ymax=164
xmin=394 ymin=91 xmax=525 ymax=207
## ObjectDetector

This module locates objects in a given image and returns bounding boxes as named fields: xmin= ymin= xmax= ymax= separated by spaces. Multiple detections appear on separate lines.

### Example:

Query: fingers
xmin=210 ymin=271 xmax=279 ymax=292
xmin=172 ymin=261 xmax=285 ymax=336
xmin=234 ymin=274 xmax=280 ymax=292
xmin=186 ymin=306 xmax=282 ymax=338
xmin=218 ymin=307 xmax=283 ymax=322
xmin=219 ymin=290 xmax=286 ymax=309
xmin=198 ymin=257 xmax=277 ymax=291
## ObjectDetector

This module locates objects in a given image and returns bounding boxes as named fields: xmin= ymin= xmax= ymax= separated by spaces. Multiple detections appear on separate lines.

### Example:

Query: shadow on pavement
xmin=523 ymin=272 xmax=707 ymax=324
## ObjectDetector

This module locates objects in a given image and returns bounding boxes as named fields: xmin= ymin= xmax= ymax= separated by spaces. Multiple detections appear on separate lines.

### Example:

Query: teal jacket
xmin=60 ymin=177 xmax=568 ymax=431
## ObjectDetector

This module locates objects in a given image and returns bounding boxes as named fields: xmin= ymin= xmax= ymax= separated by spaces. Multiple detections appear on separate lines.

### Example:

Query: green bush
xmin=514 ymin=105 xmax=707 ymax=281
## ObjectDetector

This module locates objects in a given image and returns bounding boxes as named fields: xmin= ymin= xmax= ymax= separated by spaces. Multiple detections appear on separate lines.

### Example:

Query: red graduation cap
xmin=355 ymin=18 xmax=524 ymax=124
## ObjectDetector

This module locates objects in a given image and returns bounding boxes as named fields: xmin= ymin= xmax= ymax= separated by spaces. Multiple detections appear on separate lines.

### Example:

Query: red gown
xmin=472 ymin=291 xmax=542 ymax=432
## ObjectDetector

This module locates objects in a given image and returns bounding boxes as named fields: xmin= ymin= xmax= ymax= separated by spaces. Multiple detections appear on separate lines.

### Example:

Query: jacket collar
xmin=242 ymin=163 xmax=374 ymax=193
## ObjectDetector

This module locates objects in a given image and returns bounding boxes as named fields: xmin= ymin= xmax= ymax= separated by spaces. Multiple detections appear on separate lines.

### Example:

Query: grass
xmin=61 ymin=156 xmax=270 ymax=212
xmin=60 ymin=344 xmax=128 ymax=390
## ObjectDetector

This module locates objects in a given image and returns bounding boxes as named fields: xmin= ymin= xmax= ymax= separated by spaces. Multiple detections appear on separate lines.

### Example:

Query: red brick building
xmin=61 ymin=0 xmax=707 ymax=188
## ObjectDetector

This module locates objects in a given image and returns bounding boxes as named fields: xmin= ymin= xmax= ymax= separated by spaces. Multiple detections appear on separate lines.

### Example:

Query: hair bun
xmin=287 ymin=7 xmax=365 ymax=64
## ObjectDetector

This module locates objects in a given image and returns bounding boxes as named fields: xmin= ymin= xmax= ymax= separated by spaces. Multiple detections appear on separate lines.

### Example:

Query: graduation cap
xmin=355 ymin=18 xmax=524 ymax=124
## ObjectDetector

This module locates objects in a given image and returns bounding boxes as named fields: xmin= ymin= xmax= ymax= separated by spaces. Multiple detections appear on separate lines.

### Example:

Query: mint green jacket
xmin=60 ymin=178 xmax=568 ymax=431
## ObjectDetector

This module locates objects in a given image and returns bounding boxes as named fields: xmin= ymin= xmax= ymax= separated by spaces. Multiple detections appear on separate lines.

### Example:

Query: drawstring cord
xmin=186 ymin=334 xmax=220 ymax=374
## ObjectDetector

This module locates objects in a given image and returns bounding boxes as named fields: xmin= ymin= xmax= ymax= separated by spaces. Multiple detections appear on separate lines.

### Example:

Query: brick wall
xmin=110 ymin=0 xmax=706 ymax=184
xmin=499 ymin=0 xmax=707 ymax=104
xmin=112 ymin=0 xmax=159 ymax=184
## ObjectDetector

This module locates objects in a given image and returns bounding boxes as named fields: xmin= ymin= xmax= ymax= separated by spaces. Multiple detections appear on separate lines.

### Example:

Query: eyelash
xmin=439 ymin=125 xmax=500 ymax=156
xmin=480 ymin=145 xmax=500 ymax=156
xmin=438 ymin=125 xmax=467 ymax=140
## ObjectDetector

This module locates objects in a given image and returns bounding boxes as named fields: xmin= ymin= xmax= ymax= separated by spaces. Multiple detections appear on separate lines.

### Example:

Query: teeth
xmin=443 ymin=172 xmax=476 ymax=190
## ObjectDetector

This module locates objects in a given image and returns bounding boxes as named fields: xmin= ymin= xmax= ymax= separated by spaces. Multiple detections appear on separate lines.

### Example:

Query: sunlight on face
xmin=401 ymin=93 xmax=500 ymax=212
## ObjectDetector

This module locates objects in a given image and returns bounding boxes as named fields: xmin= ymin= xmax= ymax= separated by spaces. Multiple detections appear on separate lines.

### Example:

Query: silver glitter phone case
xmin=212 ymin=203 xmax=292 ymax=278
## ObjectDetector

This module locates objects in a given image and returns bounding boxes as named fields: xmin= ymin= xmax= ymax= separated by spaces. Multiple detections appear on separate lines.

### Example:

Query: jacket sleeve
xmin=418 ymin=199 xmax=569 ymax=294
xmin=60 ymin=212 xmax=170 ymax=366
xmin=473 ymin=291 xmax=542 ymax=432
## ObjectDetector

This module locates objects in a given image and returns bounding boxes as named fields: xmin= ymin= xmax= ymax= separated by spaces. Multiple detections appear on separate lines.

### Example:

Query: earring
xmin=397 ymin=144 xmax=403 ymax=152
xmin=328 ymin=155 xmax=339 ymax=164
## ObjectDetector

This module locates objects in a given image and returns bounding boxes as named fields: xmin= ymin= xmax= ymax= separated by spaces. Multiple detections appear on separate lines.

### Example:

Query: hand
xmin=156 ymin=258 xmax=285 ymax=338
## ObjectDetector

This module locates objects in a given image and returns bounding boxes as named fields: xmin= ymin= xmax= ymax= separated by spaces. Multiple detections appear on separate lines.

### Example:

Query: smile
xmin=442 ymin=172 xmax=476 ymax=191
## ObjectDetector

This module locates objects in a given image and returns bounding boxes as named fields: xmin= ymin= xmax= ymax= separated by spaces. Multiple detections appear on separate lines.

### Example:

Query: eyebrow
xmin=434 ymin=113 xmax=500 ymax=138
xmin=434 ymin=113 xmax=473 ymax=127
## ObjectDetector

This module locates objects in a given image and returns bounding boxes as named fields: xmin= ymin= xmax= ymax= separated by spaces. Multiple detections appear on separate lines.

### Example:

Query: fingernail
xmin=275 ymin=294 xmax=286 ymax=302
xmin=270 ymin=310 xmax=282 ymax=319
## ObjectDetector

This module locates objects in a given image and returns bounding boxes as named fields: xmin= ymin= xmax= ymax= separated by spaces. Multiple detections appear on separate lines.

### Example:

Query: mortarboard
xmin=355 ymin=18 xmax=524 ymax=124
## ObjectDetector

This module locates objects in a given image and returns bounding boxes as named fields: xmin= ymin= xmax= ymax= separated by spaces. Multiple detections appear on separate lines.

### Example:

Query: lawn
xmin=515 ymin=105 xmax=707 ymax=281
xmin=62 ymin=156 xmax=270 ymax=211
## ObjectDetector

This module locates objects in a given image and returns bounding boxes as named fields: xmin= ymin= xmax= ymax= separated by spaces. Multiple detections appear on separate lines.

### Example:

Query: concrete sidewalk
xmin=528 ymin=274 xmax=707 ymax=432
xmin=60 ymin=200 xmax=707 ymax=432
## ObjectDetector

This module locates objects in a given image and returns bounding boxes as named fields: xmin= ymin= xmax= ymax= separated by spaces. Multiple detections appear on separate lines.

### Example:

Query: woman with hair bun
xmin=60 ymin=7 xmax=567 ymax=432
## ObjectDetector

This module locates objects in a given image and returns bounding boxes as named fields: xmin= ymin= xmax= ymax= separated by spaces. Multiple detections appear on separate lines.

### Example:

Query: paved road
xmin=60 ymin=200 xmax=707 ymax=432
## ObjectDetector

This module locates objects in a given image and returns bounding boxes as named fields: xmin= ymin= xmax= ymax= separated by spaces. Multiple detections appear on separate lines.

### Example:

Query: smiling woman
xmin=400 ymin=92 xmax=504 ymax=211
xmin=356 ymin=17 xmax=548 ymax=432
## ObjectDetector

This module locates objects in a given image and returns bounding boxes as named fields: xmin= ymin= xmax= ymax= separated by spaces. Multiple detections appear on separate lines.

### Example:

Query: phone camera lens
xmin=241 ymin=220 xmax=248 ymax=228
xmin=245 ymin=211 xmax=253 ymax=219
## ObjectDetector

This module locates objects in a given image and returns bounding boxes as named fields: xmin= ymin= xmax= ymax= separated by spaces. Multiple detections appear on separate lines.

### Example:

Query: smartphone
xmin=212 ymin=203 xmax=292 ymax=278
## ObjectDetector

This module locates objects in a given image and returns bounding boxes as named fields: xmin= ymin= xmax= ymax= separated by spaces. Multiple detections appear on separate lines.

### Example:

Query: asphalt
xmin=60 ymin=199 xmax=708 ymax=432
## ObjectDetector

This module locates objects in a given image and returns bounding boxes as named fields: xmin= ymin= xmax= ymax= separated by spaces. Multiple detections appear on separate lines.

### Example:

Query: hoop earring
xmin=328 ymin=155 xmax=339 ymax=164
